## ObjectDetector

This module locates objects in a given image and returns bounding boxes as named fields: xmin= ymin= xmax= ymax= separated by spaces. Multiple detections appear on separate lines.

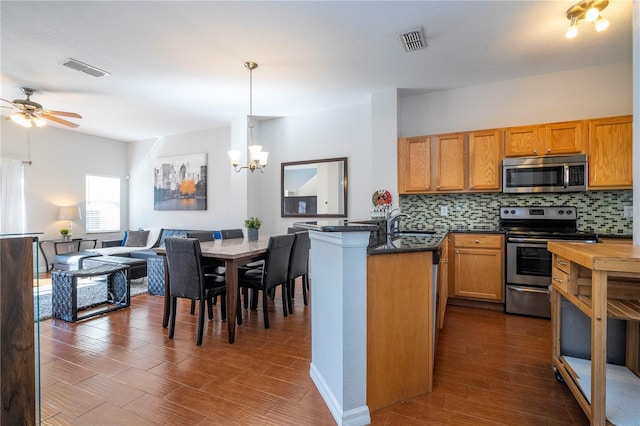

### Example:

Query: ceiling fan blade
xmin=44 ymin=110 xmax=82 ymax=119
xmin=0 ymin=98 xmax=18 ymax=108
xmin=42 ymin=113 xmax=80 ymax=128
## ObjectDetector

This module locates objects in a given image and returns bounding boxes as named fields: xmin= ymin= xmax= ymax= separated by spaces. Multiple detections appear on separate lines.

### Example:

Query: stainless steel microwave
xmin=502 ymin=154 xmax=587 ymax=193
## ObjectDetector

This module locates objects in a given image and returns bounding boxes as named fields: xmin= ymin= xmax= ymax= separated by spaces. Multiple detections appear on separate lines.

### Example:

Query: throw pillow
xmin=124 ymin=230 xmax=149 ymax=247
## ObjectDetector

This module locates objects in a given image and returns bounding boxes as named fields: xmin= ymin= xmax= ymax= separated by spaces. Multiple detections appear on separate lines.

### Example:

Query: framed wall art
xmin=153 ymin=153 xmax=207 ymax=211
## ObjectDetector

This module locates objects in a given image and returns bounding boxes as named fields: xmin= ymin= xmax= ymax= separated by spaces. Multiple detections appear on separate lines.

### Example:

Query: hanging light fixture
xmin=565 ymin=0 xmax=610 ymax=39
xmin=228 ymin=61 xmax=269 ymax=173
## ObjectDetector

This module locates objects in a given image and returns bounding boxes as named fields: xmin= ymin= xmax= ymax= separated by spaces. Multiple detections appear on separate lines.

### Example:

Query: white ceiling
xmin=0 ymin=1 xmax=634 ymax=142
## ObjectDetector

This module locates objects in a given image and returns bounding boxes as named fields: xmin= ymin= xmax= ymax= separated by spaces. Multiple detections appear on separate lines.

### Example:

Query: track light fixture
xmin=565 ymin=0 xmax=610 ymax=39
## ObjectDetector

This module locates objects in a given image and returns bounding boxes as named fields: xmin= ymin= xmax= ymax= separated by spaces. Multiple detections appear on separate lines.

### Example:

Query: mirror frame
xmin=281 ymin=157 xmax=348 ymax=218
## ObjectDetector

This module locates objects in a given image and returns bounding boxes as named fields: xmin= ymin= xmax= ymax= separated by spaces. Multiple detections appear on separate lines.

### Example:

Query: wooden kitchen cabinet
xmin=398 ymin=136 xmax=432 ymax=193
xmin=434 ymin=133 xmax=465 ymax=192
xmin=468 ymin=129 xmax=503 ymax=191
xmin=587 ymin=115 xmax=633 ymax=190
xmin=450 ymin=233 xmax=504 ymax=302
xmin=437 ymin=236 xmax=449 ymax=329
xmin=504 ymin=120 xmax=585 ymax=157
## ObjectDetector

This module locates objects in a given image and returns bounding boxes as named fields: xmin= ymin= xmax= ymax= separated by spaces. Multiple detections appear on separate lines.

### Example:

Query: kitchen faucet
xmin=386 ymin=208 xmax=411 ymax=243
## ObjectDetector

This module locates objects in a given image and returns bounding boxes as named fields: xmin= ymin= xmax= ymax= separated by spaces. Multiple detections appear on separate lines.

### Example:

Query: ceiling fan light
xmin=10 ymin=112 xmax=32 ymax=127
xmin=585 ymin=6 xmax=600 ymax=22
xmin=33 ymin=116 xmax=47 ymax=127
xmin=595 ymin=15 xmax=610 ymax=32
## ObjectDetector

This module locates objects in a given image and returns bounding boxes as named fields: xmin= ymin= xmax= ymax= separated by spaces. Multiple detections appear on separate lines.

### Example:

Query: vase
xmin=248 ymin=228 xmax=259 ymax=242
xmin=61 ymin=234 xmax=69 ymax=242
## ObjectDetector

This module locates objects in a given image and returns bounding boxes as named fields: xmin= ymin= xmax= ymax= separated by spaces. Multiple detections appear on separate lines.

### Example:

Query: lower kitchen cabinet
xmin=450 ymin=233 xmax=504 ymax=302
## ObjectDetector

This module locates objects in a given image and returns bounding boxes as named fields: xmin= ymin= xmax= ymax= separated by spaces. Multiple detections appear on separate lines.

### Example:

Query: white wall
xmin=0 ymin=124 xmax=128 ymax=241
xmin=128 ymin=126 xmax=242 ymax=231
xmin=399 ymin=61 xmax=633 ymax=136
xmin=254 ymin=103 xmax=373 ymax=237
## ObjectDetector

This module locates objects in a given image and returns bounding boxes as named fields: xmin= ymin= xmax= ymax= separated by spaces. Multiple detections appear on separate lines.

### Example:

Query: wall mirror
xmin=281 ymin=157 xmax=347 ymax=218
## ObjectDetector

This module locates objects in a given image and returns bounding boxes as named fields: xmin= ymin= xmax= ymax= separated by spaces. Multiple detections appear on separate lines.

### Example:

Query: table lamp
xmin=58 ymin=206 xmax=81 ymax=238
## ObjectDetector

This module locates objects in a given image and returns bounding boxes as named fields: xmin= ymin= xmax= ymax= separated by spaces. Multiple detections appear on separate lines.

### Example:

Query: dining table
xmin=154 ymin=236 xmax=269 ymax=344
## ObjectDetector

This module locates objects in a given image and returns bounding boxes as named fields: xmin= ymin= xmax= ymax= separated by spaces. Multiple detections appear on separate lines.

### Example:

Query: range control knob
xmin=503 ymin=209 xmax=509 ymax=215
xmin=510 ymin=209 xmax=516 ymax=214
xmin=558 ymin=210 xmax=565 ymax=215
xmin=566 ymin=209 xmax=572 ymax=215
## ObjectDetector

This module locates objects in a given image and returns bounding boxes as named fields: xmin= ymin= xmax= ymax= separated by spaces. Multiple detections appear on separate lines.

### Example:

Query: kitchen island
xmin=294 ymin=220 xmax=446 ymax=425
xmin=547 ymin=241 xmax=640 ymax=426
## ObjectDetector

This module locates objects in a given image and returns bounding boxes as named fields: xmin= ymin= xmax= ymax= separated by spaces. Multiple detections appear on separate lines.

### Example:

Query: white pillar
xmin=308 ymin=230 xmax=371 ymax=426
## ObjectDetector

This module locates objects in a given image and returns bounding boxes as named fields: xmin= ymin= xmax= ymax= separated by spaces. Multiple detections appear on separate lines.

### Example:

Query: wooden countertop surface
xmin=547 ymin=241 xmax=640 ymax=273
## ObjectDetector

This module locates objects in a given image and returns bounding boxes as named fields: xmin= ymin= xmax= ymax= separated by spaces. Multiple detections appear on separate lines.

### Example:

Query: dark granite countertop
xmin=293 ymin=220 xmax=378 ymax=232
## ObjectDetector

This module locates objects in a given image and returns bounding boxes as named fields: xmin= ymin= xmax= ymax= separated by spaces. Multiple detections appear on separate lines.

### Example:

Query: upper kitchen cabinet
xmin=434 ymin=133 xmax=465 ymax=192
xmin=587 ymin=115 xmax=633 ymax=190
xmin=398 ymin=136 xmax=432 ymax=193
xmin=504 ymin=120 xmax=586 ymax=157
xmin=468 ymin=129 xmax=503 ymax=191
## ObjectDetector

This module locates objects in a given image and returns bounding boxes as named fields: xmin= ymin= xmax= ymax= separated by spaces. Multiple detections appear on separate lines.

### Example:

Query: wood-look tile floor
xmin=37 ymin=282 xmax=589 ymax=425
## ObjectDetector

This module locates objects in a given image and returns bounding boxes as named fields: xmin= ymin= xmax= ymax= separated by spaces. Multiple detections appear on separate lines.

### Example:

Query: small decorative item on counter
xmin=244 ymin=217 xmax=261 ymax=241
xmin=60 ymin=228 xmax=70 ymax=241
xmin=371 ymin=189 xmax=392 ymax=218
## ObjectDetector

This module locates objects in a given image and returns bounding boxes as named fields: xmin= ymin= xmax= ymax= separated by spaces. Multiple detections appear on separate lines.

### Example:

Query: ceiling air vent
xmin=399 ymin=28 xmax=426 ymax=52
xmin=62 ymin=58 xmax=110 ymax=78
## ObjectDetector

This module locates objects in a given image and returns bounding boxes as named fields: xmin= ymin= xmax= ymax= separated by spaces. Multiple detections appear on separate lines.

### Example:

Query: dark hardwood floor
xmin=37 ymin=280 xmax=589 ymax=425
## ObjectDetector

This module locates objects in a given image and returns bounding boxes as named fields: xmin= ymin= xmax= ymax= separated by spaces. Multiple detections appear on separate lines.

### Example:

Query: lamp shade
xmin=58 ymin=206 xmax=81 ymax=221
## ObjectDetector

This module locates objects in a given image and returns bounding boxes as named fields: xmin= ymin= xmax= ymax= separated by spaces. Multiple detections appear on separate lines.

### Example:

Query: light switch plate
xmin=440 ymin=206 xmax=448 ymax=216
xmin=624 ymin=206 xmax=633 ymax=218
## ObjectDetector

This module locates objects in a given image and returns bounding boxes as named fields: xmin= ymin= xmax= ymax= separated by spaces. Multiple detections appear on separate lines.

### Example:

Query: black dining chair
xmin=186 ymin=231 xmax=223 ymax=312
xmin=238 ymin=234 xmax=295 ymax=329
xmin=221 ymin=228 xmax=244 ymax=239
xmin=165 ymin=237 xmax=227 ymax=345
xmin=287 ymin=231 xmax=311 ymax=312
xmin=220 ymin=228 xmax=264 ymax=308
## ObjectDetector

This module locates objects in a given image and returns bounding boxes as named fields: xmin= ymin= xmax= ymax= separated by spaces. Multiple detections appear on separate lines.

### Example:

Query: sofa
xmin=54 ymin=228 xmax=220 ymax=296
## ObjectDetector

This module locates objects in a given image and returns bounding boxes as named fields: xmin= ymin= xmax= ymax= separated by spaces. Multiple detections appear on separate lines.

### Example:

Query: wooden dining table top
xmin=154 ymin=236 xmax=270 ymax=259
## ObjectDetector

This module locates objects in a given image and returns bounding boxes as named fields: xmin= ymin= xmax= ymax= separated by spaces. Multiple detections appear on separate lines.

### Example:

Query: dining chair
xmin=238 ymin=234 xmax=295 ymax=329
xmin=287 ymin=231 xmax=311 ymax=312
xmin=165 ymin=237 xmax=227 ymax=345
xmin=186 ymin=231 xmax=223 ymax=313
xmin=221 ymin=228 xmax=244 ymax=239
xmin=220 ymin=228 xmax=264 ymax=308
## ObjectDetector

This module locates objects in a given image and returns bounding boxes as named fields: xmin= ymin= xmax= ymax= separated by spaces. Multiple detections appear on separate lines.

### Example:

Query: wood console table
xmin=548 ymin=242 xmax=640 ymax=426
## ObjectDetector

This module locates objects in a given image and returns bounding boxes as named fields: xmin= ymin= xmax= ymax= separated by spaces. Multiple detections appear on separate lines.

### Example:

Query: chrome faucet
xmin=386 ymin=209 xmax=411 ymax=242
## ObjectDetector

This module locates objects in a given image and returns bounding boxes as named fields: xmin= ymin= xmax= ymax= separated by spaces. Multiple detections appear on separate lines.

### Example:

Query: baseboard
xmin=447 ymin=297 xmax=504 ymax=312
xmin=309 ymin=363 xmax=371 ymax=426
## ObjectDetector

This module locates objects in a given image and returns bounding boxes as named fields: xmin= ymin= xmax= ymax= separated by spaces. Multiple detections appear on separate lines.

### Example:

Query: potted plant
xmin=60 ymin=228 xmax=70 ymax=241
xmin=244 ymin=217 xmax=261 ymax=241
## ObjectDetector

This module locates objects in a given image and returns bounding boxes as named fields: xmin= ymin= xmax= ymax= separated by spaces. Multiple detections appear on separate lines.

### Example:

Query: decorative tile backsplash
xmin=399 ymin=190 xmax=633 ymax=236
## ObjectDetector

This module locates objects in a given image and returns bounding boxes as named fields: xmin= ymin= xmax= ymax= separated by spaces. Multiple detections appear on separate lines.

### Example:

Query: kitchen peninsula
xmin=294 ymin=220 xmax=446 ymax=426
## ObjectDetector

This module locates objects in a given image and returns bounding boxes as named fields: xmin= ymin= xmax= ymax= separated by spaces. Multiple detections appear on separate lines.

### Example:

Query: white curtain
xmin=0 ymin=158 xmax=25 ymax=234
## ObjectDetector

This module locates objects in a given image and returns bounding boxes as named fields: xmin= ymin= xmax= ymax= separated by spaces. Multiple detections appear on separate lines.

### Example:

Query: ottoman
xmin=83 ymin=256 xmax=147 ymax=280
xmin=51 ymin=264 xmax=130 ymax=322
xmin=53 ymin=251 xmax=101 ymax=271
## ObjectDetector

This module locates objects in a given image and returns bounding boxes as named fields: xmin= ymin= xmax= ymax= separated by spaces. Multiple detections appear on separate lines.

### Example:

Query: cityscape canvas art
xmin=154 ymin=153 xmax=207 ymax=210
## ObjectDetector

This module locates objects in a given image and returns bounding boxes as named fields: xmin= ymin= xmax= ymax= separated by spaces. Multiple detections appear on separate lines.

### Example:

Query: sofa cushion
xmin=124 ymin=230 xmax=149 ymax=247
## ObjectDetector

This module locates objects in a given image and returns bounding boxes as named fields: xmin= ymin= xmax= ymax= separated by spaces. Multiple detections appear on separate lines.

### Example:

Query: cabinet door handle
xmin=455 ymin=250 xmax=459 ymax=254
xmin=557 ymin=259 xmax=568 ymax=266
xmin=475 ymin=240 xmax=480 ymax=243
xmin=547 ymin=148 xmax=552 ymax=153
xmin=553 ymin=275 xmax=564 ymax=283
xmin=533 ymin=150 xmax=537 ymax=154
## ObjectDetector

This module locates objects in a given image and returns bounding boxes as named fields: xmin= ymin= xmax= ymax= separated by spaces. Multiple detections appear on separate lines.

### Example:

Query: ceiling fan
xmin=1 ymin=87 xmax=82 ymax=128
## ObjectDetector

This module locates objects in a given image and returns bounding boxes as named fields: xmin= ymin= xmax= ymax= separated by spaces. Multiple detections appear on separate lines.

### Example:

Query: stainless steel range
xmin=499 ymin=206 xmax=598 ymax=318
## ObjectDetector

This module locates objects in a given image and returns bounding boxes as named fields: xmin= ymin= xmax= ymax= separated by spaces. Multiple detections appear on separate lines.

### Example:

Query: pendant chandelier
xmin=228 ymin=61 xmax=269 ymax=173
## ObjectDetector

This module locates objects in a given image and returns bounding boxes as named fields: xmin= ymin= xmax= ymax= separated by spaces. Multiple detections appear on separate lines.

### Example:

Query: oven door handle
xmin=507 ymin=237 xmax=551 ymax=244
xmin=508 ymin=286 xmax=550 ymax=295
xmin=507 ymin=237 xmax=598 ymax=244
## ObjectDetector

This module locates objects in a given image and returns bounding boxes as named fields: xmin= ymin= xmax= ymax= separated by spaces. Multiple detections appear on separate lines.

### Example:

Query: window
xmin=86 ymin=174 xmax=120 ymax=233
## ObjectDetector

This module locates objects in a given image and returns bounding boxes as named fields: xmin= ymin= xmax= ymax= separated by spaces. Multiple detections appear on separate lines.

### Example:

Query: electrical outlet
xmin=624 ymin=205 xmax=633 ymax=218
xmin=440 ymin=206 xmax=448 ymax=216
